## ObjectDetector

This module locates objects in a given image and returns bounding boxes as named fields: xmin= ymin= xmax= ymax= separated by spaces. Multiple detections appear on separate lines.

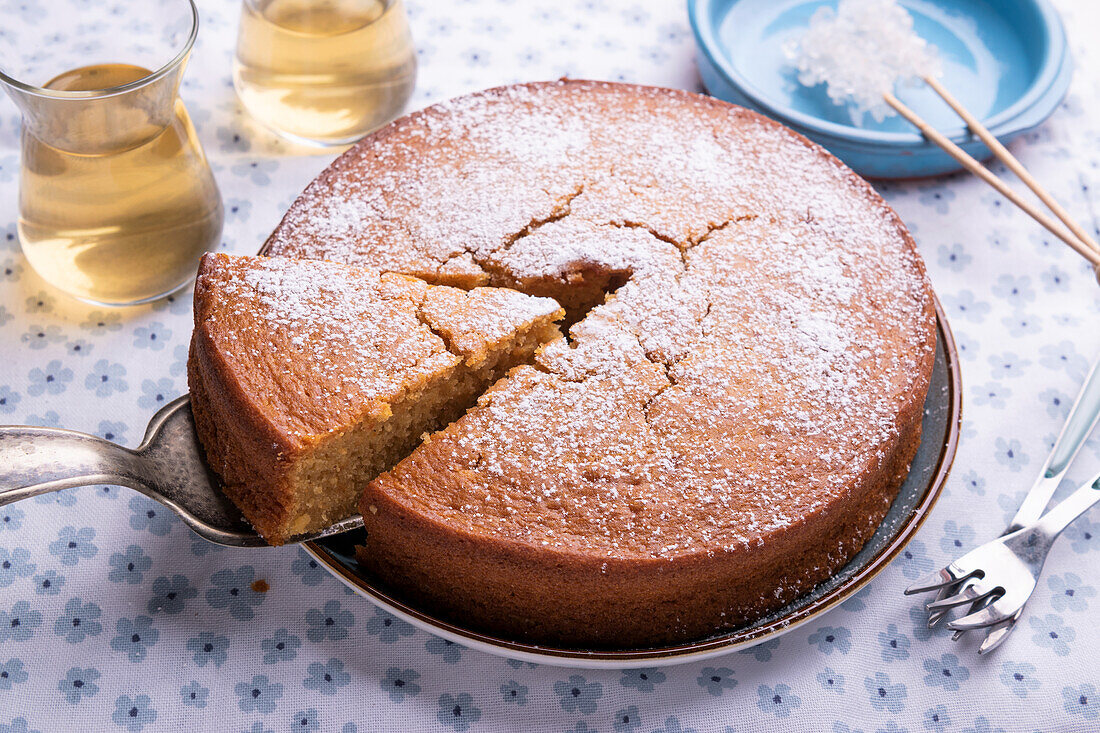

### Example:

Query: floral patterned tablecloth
xmin=2 ymin=1 xmax=1100 ymax=731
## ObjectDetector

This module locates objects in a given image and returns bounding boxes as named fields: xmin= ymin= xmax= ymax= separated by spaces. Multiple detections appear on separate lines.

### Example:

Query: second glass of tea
xmin=0 ymin=0 xmax=223 ymax=305
xmin=234 ymin=0 xmax=417 ymax=146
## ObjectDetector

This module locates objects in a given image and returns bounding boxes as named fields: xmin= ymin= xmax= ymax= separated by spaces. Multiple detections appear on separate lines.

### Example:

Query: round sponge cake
xmin=265 ymin=80 xmax=936 ymax=647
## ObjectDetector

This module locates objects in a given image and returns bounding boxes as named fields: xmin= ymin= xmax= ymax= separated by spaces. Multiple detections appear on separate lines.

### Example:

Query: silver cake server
xmin=0 ymin=395 xmax=363 ymax=547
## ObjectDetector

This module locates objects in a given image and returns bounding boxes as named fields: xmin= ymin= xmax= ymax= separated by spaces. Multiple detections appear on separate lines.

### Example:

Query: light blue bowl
xmin=688 ymin=0 xmax=1073 ymax=179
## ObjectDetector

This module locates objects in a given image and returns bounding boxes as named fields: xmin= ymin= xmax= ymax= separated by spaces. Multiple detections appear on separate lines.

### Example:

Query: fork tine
xmin=926 ymin=576 xmax=978 ymax=627
xmin=927 ymin=582 xmax=962 ymax=627
xmin=905 ymin=568 xmax=959 ymax=595
xmin=977 ymin=612 xmax=1022 ymax=655
xmin=960 ymin=590 xmax=1010 ymax=641
xmin=926 ymin=584 xmax=995 ymax=612
xmin=951 ymin=595 xmax=988 ymax=640
xmin=946 ymin=598 xmax=1016 ymax=631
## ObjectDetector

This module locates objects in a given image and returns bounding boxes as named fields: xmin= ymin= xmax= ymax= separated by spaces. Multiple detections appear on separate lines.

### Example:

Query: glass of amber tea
xmin=0 ymin=0 xmax=223 ymax=305
xmin=234 ymin=0 xmax=417 ymax=147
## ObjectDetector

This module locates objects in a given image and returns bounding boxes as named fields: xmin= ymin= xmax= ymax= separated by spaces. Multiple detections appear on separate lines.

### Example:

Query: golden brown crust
xmin=355 ymin=357 xmax=929 ymax=646
xmin=188 ymin=332 xmax=297 ymax=541
xmin=356 ymin=405 xmax=923 ymax=646
xmin=255 ymin=79 xmax=937 ymax=644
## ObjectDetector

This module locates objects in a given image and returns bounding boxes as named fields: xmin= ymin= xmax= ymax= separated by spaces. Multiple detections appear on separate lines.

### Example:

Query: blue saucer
xmin=688 ymin=0 xmax=1073 ymax=178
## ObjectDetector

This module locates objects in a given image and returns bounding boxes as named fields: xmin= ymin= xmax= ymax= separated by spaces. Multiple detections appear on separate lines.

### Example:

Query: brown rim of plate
xmin=303 ymin=296 xmax=962 ymax=663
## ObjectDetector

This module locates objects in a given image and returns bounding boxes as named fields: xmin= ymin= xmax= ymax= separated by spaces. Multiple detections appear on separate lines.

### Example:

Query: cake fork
xmin=0 ymin=395 xmax=363 ymax=547
xmin=908 ymin=355 xmax=1100 ymax=653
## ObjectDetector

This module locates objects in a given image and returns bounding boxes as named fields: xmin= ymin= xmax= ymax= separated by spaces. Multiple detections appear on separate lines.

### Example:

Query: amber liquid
xmin=18 ymin=63 xmax=223 ymax=305
xmin=233 ymin=0 xmax=416 ymax=145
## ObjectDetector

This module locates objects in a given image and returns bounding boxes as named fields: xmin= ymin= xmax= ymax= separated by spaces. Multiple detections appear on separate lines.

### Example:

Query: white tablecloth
xmin=2 ymin=1 xmax=1099 ymax=731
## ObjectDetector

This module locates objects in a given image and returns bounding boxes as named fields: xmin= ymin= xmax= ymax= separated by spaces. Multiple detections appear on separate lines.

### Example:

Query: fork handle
xmin=1036 ymin=470 xmax=1100 ymax=538
xmin=0 ymin=426 xmax=151 ymax=504
xmin=1009 ymin=355 xmax=1100 ymax=532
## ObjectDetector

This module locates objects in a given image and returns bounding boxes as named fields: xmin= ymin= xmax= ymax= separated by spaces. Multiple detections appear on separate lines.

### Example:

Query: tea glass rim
xmin=0 ymin=0 xmax=199 ymax=101
xmin=240 ymin=0 xmax=397 ymax=13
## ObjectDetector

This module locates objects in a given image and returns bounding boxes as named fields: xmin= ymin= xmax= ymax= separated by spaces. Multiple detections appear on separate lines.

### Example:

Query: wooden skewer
xmin=882 ymin=91 xmax=1100 ymax=273
xmin=921 ymin=75 xmax=1100 ymax=258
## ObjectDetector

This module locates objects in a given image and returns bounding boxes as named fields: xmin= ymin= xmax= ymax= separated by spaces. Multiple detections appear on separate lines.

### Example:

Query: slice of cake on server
xmin=187 ymin=252 xmax=563 ymax=544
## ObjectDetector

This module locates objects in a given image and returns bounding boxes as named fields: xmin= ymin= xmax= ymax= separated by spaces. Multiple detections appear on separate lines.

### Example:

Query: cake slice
xmin=187 ymin=253 xmax=564 ymax=544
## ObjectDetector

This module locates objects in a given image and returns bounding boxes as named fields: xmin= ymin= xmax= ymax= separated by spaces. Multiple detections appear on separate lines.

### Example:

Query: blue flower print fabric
xmin=0 ymin=0 xmax=1098 ymax=730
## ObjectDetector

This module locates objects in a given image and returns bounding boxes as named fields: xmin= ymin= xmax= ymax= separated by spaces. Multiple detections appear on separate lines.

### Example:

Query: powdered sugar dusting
xmin=267 ymin=80 xmax=936 ymax=561
xmin=194 ymin=253 xmax=560 ymax=441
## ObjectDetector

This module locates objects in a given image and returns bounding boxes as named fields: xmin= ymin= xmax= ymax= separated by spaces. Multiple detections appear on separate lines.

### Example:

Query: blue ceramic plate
xmin=306 ymin=301 xmax=961 ymax=669
xmin=689 ymin=0 xmax=1072 ymax=178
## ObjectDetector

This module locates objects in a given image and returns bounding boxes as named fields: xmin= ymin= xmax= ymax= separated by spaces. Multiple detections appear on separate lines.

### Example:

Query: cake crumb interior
xmin=285 ymin=318 xmax=561 ymax=538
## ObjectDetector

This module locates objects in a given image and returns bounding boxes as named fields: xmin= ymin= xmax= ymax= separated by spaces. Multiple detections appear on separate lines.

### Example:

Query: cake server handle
xmin=0 ymin=425 xmax=152 ymax=504
xmin=0 ymin=397 xmax=334 ymax=547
